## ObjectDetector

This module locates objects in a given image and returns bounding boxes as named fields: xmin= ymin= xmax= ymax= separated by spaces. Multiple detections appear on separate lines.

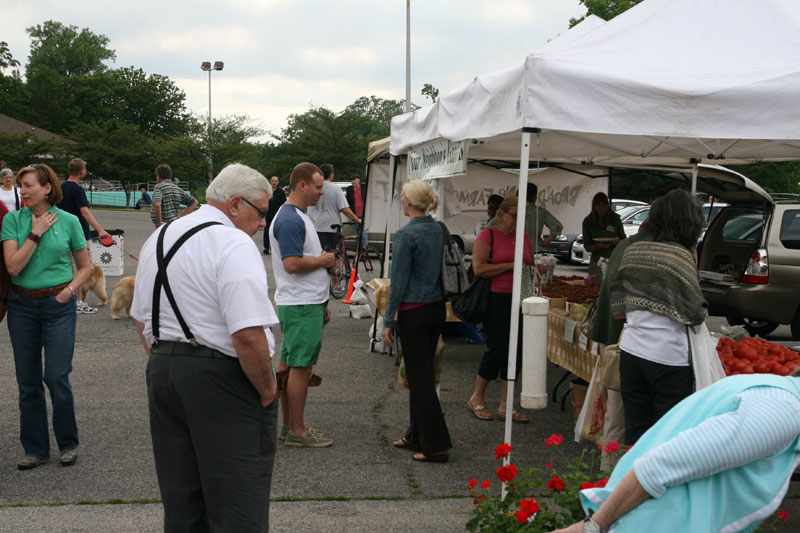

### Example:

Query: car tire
xmin=791 ymin=308 xmax=800 ymax=341
xmin=741 ymin=318 xmax=779 ymax=338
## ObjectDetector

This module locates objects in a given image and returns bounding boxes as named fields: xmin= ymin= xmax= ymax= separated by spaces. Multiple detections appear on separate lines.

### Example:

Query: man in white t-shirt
xmin=270 ymin=162 xmax=336 ymax=448
xmin=131 ymin=164 xmax=279 ymax=531
xmin=307 ymin=164 xmax=361 ymax=251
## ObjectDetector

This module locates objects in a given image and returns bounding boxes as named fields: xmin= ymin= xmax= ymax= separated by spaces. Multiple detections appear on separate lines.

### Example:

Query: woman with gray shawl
xmin=609 ymin=189 xmax=707 ymax=445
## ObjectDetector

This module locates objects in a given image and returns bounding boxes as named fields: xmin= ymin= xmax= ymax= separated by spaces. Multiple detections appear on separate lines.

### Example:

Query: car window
xmin=779 ymin=209 xmax=800 ymax=249
xmin=630 ymin=208 xmax=649 ymax=223
xmin=720 ymin=209 xmax=763 ymax=242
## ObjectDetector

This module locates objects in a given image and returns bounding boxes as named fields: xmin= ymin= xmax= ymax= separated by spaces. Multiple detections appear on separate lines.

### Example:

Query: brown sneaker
xmin=285 ymin=427 xmax=333 ymax=448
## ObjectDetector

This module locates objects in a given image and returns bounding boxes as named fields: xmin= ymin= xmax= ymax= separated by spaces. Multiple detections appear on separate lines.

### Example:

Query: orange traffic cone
xmin=342 ymin=269 xmax=358 ymax=304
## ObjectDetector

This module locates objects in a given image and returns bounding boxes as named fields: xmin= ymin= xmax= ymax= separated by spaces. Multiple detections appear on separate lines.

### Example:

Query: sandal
xmin=412 ymin=451 xmax=449 ymax=463
xmin=467 ymin=400 xmax=493 ymax=421
xmin=393 ymin=437 xmax=419 ymax=451
xmin=496 ymin=408 xmax=530 ymax=424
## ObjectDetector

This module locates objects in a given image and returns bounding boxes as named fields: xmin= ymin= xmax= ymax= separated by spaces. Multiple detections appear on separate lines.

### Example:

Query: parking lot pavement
xmin=0 ymin=209 xmax=796 ymax=531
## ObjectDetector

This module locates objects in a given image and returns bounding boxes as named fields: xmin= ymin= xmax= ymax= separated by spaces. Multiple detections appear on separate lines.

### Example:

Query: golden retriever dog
xmin=81 ymin=264 xmax=108 ymax=306
xmin=111 ymin=276 xmax=136 ymax=320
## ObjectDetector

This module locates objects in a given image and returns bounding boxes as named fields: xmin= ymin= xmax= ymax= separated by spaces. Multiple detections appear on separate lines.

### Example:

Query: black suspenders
xmin=151 ymin=221 xmax=223 ymax=346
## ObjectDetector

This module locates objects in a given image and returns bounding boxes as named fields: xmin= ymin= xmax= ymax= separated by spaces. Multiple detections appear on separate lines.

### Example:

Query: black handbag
xmin=451 ymin=229 xmax=493 ymax=324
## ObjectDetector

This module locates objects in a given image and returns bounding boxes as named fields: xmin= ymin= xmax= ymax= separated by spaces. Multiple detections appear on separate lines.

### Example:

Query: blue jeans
xmin=353 ymin=222 xmax=368 ymax=247
xmin=7 ymin=291 xmax=79 ymax=458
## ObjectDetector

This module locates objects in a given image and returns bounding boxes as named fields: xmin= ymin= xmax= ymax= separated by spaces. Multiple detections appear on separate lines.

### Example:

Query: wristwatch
xmin=27 ymin=232 xmax=41 ymax=244
xmin=583 ymin=516 xmax=602 ymax=533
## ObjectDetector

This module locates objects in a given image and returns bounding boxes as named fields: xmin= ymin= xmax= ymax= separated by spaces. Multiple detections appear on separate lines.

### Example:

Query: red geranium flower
xmin=467 ymin=478 xmax=478 ymax=489
xmin=481 ymin=479 xmax=490 ymax=489
xmin=473 ymin=495 xmax=487 ymax=505
xmin=604 ymin=441 xmax=620 ymax=454
xmin=544 ymin=434 xmax=565 ymax=447
xmin=515 ymin=510 xmax=531 ymax=524
xmin=494 ymin=443 xmax=512 ymax=459
xmin=596 ymin=443 xmax=603 ymax=453
xmin=496 ymin=464 xmax=519 ymax=483
xmin=547 ymin=476 xmax=565 ymax=491
xmin=595 ymin=478 xmax=609 ymax=488
xmin=546 ymin=461 xmax=552 ymax=468
xmin=520 ymin=497 xmax=540 ymax=515
xmin=777 ymin=509 xmax=788 ymax=521
xmin=579 ymin=481 xmax=595 ymax=490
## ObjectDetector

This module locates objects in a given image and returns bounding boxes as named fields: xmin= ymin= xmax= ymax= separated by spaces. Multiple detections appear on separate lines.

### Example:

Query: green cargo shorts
xmin=278 ymin=302 xmax=327 ymax=368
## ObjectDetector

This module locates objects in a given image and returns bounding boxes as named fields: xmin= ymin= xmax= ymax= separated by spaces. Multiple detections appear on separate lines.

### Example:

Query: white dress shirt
xmin=131 ymin=205 xmax=278 ymax=358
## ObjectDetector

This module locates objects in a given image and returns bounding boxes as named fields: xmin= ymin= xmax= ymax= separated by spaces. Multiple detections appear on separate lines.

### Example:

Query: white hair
xmin=206 ymin=163 xmax=272 ymax=203
xmin=0 ymin=168 xmax=13 ymax=178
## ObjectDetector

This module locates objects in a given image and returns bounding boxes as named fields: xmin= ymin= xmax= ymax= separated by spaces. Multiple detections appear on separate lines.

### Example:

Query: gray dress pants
xmin=147 ymin=353 xmax=278 ymax=532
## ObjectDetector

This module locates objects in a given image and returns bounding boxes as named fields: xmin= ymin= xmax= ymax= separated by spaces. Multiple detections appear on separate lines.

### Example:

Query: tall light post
xmin=201 ymin=61 xmax=224 ymax=182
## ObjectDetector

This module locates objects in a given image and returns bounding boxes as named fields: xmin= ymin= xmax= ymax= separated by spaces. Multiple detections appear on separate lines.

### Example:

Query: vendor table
xmin=546 ymin=308 xmax=598 ymax=382
xmin=365 ymin=278 xmax=460 ymax=322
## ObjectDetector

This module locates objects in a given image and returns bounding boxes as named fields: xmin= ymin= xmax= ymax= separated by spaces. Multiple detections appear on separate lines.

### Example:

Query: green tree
xmin=736 ymin=162 xmax=800 ymax=194
xmin=104 ymin=67 xmax=193 ymax=137
xmin=569 ymin=0 xmax=643 ymax=27
xmin=421 ymin=83 xmax=439 ymax=103
xmin=0 ymin=41 xmax=20 ymax=71
xmin=206 ymin=114 xmax=265 ymax=180
xmin=0 ymin=42 xmax=25 ymax=119
xmin=26 ymin=20 xmax=116 ymax=78
xmin=0 ymin=133 xmax=72 ymax=171
xmin=68 ymin=121 xmax=157 ymax=187
xmin=271 ymin=106 xmax=371 ymax=180
xmin=345 ymin=95 xmax=409 ymax=137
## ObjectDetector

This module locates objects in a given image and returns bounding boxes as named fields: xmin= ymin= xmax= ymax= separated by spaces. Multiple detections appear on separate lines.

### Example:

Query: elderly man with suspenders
xmin=131 ymin=164 xmax=278 ymax=532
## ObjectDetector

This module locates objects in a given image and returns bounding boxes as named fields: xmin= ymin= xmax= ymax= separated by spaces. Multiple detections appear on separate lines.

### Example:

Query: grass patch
xmin=274 ymin=496 xmax=351 ymax=502
xmin=372 ymin=402 xmax=384 ymax=411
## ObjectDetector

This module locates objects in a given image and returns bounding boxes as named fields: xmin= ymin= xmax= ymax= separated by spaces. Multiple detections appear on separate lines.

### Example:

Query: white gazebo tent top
xmin=387 ymin=0 xmax=800 ymax=483
xmin=391 ymin=0 xmax=800 ymax=165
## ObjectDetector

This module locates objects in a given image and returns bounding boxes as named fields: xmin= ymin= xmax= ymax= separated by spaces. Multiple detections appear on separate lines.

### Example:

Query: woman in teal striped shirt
xmin=554 ymin=373 xmax=800 ymax=533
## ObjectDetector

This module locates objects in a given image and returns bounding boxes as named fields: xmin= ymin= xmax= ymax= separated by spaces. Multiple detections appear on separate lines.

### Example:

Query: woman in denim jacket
xmin=382 ymin=180 xmax=451 ymax=463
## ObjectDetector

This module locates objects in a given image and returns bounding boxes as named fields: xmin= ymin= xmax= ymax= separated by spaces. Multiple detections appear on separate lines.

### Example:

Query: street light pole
xmin=201 ymin=61 xmax=224 ymax=182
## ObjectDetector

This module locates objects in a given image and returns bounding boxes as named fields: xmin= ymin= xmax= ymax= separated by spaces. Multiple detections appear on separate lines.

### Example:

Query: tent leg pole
xmin=383 ymin=156 xmax=396 ymax=277
xmin=501 ymin=131 xmax=532 ymax=499
xmin=691 ymin=163 xmax=698 ymax=195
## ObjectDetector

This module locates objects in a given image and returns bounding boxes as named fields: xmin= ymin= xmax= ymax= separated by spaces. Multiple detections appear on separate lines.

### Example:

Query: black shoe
xmin=263 ymin=249 xmax=270 ymax=255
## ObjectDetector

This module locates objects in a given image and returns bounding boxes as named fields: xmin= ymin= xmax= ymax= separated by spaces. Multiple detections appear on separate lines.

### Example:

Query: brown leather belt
xmin=10 ymin=282 xmax=70 ymax=299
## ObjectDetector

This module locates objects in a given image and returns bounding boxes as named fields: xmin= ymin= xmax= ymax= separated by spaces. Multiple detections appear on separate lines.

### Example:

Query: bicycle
xmin=329 ymin=222 xmax=383 ymax=299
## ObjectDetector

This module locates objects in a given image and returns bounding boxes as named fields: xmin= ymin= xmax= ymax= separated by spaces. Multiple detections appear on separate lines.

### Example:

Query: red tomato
xmin=735 ymin=346 xmax=759 ymax=362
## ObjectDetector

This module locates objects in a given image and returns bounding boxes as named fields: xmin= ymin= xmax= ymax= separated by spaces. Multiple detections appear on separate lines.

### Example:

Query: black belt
xmin=151 ymin=341 xmax=233 ymax=360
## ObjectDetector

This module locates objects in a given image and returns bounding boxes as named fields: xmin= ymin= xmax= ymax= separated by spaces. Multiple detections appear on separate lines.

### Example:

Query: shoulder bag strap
xmin=152 ymin=221 xmax=223 ymax=345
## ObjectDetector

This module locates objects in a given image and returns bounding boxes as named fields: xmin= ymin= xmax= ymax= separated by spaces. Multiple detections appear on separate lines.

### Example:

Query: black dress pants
xmin=397 ymin=301 xmax=452 ymax=455
xmin=619 ymin=349 xmax=693 ymax=445
xmin=147 ymin=353 xmax=278 ymax=532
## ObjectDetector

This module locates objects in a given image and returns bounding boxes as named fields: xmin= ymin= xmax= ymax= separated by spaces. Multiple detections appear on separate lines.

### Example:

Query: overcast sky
xmin=5 ymin=0 xmax=585 ymax=139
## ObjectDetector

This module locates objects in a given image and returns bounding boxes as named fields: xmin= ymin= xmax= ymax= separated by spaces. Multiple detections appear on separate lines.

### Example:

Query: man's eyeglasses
xmin=241 ymin=196 xmax=268 ymax=219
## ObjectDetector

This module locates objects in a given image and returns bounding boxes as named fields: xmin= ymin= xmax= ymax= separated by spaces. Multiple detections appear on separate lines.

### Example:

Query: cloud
xmin=4 ymin=0 xmax=587 ymax=134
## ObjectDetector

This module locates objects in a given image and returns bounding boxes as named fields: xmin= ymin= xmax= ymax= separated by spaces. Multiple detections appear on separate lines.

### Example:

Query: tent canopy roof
xmin=391 ymin=0 xmax=800 ymax=165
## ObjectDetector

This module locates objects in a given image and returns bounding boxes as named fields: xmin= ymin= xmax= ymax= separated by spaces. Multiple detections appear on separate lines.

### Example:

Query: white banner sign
xmin=407 ymin=139 xmax=468 ymax=180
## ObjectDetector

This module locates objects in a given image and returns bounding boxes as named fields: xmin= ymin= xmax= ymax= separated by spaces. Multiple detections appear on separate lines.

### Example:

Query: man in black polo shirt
xmin=58 ymin=158 xmax=110 ymax=314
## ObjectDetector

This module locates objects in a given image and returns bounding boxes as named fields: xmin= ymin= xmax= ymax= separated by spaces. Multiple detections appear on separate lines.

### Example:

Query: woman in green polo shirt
xmin=1 ymin=164 xmax=92 ymax=470
xmin=582 ymin=192 xmax=626 ymax=284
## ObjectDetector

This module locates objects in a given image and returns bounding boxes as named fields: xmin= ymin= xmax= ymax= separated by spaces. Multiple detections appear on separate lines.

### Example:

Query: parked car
xmin=699 ymin=177 xmax=800 ymax=339
xmin=542 ymin=233 xmax=579 ymax=261
xmin=611 ymin=198 xmax=647 ymax=212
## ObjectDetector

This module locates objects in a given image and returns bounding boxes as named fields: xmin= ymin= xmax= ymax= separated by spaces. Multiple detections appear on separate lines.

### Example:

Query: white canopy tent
xmin=387 ymin=0 xmax=800 ymax=481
